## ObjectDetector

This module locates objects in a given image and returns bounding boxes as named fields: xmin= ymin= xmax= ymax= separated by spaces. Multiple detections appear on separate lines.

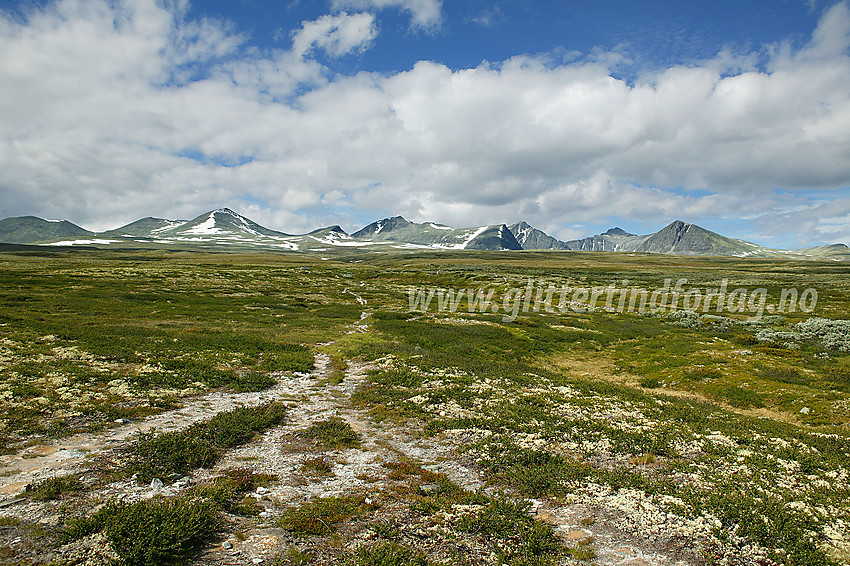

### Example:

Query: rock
xmin=800 ymin=407 xmax=810 ymax=414
xmin=256 ymin=486 xmax=269 ymax=496
xmin=252 ymin=558 xmax=263 ymax=564
xmin=114 ymin=418 xmax=132 ymax=425
xmin=150 ymin=478 xmax=163 ymax=490
xmin=222 ymin=541 xmax=233 ymax=549
xmin=259 ymin=511 xmax=270 ymax=518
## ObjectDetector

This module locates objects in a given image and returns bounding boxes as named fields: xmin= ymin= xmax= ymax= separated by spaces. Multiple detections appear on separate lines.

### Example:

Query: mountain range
xmin=0 ymin=208 xmax=847 ymax=261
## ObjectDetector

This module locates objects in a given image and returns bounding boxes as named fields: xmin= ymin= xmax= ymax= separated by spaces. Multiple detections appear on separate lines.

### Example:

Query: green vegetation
xmin=279 ymin=495 xmax=376 ymax=536
xmin=23 ymin=475 xmax=83 ymax=501
xmin=353 ymin=541 xmax=433 ymax=566
xmin=302 ymin=416 xmax=361 ymax=449
xmin=63 ymin=467 xmax=274 ymax=566
xmin=1 ymin=248 xmax=849 ymax=565
xmin=66 ymin=496 xmax=222 ymax=566
xmin=128 ymin=402 xmax=287 ymax=481
xmin=457 ymin=498 xmax=564 ymax=566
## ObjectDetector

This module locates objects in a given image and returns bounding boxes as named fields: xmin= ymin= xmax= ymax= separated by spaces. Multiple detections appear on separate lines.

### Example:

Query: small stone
xmin=259 ymin=511 xmax=270 ymax=518
xmin=800 ymin=407 xmax=810 ymax=414
xmin=114 ymin=418 xmax=132 ymax=425
xmin=252 ymin=558 xmax=263 ymax=564
xmin=256 ymin=487 xmax=269 ymax=496
xmin=150 ymin=478 xmax=163 ymax=490
xmin=222 ymin=541 xmax=233 ymax=549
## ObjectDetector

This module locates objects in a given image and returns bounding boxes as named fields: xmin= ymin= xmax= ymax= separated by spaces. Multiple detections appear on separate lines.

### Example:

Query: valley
xmin=0 ymin=247 xmax=847 ymax=565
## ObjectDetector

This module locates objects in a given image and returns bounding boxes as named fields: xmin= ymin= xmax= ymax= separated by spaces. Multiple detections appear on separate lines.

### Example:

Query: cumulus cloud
xmin=331 ymin=0 xmax=442 ymax=30
xmin=291 ymin=11 xmax=377 ymax=58
xmin=0 ymin=0 xmax=849 ymax=246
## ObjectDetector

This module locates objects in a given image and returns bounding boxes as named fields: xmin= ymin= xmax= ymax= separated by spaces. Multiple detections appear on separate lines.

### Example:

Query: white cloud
xmin=0 ymin=0 xmax=849 ymax=247
xmin=291 ymin=11 xmax=377 ymax=58
xmin=331 ymin=0 xmax=442 ymax=30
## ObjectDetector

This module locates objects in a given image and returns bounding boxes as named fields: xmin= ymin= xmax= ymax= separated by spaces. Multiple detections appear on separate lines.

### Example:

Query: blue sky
xmin=1 ymin=0 xmax=849 ymax=248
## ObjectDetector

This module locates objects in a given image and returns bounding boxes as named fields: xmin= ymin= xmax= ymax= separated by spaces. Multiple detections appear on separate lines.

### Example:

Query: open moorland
xmin=0 ymin=246 xmax=848 ymax=566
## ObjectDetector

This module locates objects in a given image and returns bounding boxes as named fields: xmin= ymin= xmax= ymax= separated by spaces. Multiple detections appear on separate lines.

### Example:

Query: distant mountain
xmin=508 ymin=219 xmax=802 ymax=258
xmin=100 ymin=217 xmax=188 ymax=238
xmin=507 ymin=221 xmax=645 ymax=251
xmin=630 ymin=220 xmax=756 ymax=256
xmin=352 ymin=216 xmax=522 ymax=250
xmin=508 ymin=221 xmax=569 ymax=250
xmin=156 ymin=209 xmax=292 ymax=239
xmin=2 ymin=209 xmax=845 ymax=260
xmin=561 ymin=227 xmax=648 ymax=252
xmin=0 ymin=216 xmax=93 ymax=244
xmin=796 ymin=243 xmax=850 ymax=261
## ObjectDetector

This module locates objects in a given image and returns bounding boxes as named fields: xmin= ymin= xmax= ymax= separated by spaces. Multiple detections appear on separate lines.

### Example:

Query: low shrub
xmin=24 ymin=475 xmax=83 ymax=501
xmin=232 ymin=370 xmax=277 ymax=392
xmin=67 ymin=496 xmax=222 ymax=566
xmin=354 ymin=541 xmax=432 ymax=566
xmin=486 ymin=448 xmax=592 ymax=497
xmin=128 ymin=402 xmax=287 ymax=482
xmin=457 ymin=497 xmax=564 ymax=566
xmin=302 ymin=416 xmax=360 ymax=449
xmin=715 ymin=386 xmax=764 ymax=409
xmin=757 ymin=366 xmax=810 ymax=386
xmin=686 ymin=368 xmax=723 ymax=381
xmin=279 ymin=495 xmax=375 ymax=536
xmin=301 ymin=456 xmax=334 ymax=475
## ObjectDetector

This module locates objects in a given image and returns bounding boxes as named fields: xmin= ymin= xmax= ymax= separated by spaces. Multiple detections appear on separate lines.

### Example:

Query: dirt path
xmin=0 ymin=358 xmax=329 ymax=500
xmin=182 ymin=354 xmax=703 ymax=566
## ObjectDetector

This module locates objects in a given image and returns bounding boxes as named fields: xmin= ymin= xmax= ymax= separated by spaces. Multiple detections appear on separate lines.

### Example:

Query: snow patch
xmin=151 ymin=221 xmax=187 ymax=234
xmin=182 ymin=213 xmax=223 ymax=235
xmin=434 ymin=225 xmax=489 ymax=249
xmin=46 ymin=239 xmax=120 ymax=246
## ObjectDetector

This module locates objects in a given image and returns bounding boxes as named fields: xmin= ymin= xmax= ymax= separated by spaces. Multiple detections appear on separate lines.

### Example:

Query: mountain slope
xmin=4 ymin=209 xmax=844 ymax=260
xmin=562 ymin=227 xmax=648 ymax=252
xmin=632 ymin=220 xmax=759 ymax=256
xmin=156 ymin=208 xmax=291 ymax=238
xmin=100 ymin=217 xmax=188 ymax=238
xmin=508 ymin=221 xmax=569 ymax=250
xmin=352 ymin=216 xmax=521 ymax=250
xmin=796 ymin=243 xmax=850 ymax=261
xmin=0 ymin=216 xmax=93 ymax=244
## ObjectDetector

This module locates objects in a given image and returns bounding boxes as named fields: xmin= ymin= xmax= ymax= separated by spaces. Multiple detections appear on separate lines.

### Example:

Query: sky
xmin=1 ymin=0 xmax=849 ymax=248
